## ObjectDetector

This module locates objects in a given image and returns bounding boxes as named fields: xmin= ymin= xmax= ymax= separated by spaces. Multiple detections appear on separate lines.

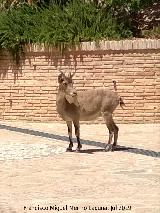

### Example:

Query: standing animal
xmin=56 ymin=71 xmax=125 ymax=152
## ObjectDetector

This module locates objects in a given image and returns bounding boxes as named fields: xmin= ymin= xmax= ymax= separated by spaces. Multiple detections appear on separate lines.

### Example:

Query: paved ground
xmin=0 ymin=121 xmax=160 ymax=213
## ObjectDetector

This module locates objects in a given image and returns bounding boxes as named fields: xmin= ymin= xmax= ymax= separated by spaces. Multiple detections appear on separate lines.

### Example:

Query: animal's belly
xmin=79 ymin=111 xmax=101 ymax=121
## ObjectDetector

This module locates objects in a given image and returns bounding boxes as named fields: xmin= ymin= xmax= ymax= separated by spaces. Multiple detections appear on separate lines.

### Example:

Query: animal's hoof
xmin=79 ymin=144 xmax=82 ymax=149
xmin=66 ymin=147 xmax=72 ymax=152
xmin=76 ymin=145 xmax=82 ymax=152
xmin=104 ymin=144 xmax=112 ymax=152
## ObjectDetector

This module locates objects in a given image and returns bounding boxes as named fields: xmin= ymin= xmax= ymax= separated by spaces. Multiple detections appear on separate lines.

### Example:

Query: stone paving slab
xmin=0 ymin=121 xmax=160 ymax=213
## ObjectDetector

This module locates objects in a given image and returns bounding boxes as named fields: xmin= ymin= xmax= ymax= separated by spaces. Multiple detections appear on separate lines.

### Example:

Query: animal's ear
xmin=68 ymin=72 xmax=72 ymax=78
xmin=68 ymin=69 xmax=76 ymax=78
xmin=66 ymin=72 xmax=73 ymax=79
xmin=65 ymin=95 xmax=79 ymax=107
xmin=58 ymin=69 xmax=65 ymax=83
xmin=58 ymin=73 xmax=64 ymax=83
xmin=70 ymin=71 xmax=76 ymax=78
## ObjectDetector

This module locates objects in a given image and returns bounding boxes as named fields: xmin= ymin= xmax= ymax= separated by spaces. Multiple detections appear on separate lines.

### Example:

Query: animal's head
xmin=58 ymin=71 xmax=77 ymax=96
xmin=58 ymin=70 xmax=79 ymax=106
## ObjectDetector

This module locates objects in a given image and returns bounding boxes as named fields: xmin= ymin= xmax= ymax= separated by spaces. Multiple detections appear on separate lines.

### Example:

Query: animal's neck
xmin=56 ymin=90 xmax=70 ymax=121
xmin=58 ymin=85 xmax=64 ymax=92
xmin=56 ymin=90 xmax=66 ymax=113
xmin=57 ymin=90 xmax=66 ymax=101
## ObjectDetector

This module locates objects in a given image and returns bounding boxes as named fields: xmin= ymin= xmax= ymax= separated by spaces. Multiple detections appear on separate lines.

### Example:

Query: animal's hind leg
xmin=73 ymin=120 xmax=82 ymax=151
xmin=66 ymin=121 xmax=73 ymax=151
xmin=103 ymin=112 xmax=114 ymax=151
xmin=112 ymin=121 xmax=119 ymax=151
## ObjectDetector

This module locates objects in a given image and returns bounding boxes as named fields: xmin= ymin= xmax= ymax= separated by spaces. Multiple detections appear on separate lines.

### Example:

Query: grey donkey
xmin=56 ymin=71 xmax=125 ymax=152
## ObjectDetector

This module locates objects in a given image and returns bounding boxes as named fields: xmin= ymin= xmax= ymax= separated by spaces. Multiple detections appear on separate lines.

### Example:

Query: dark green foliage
xmin=0 ymin=4 xmax=38 ymax=63
xmin=0 ymin=0 xmax=158 ymax=64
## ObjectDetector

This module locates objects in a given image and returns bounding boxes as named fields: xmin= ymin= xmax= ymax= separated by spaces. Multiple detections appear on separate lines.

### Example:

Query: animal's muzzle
xmin=71 ymin=91 xmax=77 ymax=97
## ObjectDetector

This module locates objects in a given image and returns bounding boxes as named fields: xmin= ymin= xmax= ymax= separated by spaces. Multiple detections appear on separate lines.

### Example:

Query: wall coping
xmin=26 ymin=39 xmax=160 ymax=53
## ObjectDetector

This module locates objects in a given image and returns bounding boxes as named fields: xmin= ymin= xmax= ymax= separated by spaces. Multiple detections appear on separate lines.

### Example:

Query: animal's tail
xmin=113 ymin=80 xmax=117 ymax=91
xmin=113 ymin=80 xmax=125 ymax=109
xmin=119 ymin=97 xmax=125 ymax=109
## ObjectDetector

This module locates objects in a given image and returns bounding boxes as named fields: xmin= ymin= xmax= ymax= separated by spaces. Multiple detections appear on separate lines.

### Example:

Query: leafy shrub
xmin=0 ymin=0 xmax=158 ymax=64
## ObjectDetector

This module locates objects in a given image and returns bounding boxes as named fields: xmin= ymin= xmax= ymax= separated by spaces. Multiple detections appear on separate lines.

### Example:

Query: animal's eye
xmin=63 ymin=82 xmax=67 ymax=86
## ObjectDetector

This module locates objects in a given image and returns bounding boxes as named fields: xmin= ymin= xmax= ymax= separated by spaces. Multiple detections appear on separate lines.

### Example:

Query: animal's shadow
xmin=69 ymin=145 xmax=154 ymax=156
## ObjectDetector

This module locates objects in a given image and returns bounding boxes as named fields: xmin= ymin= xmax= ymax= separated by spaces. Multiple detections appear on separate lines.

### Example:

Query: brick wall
xmin=0 ymin=39 xmax=160 ymax=123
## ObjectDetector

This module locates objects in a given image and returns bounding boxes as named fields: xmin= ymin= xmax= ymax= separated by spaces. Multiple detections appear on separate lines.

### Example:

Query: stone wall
xmin=0 ymin=39 xmax=160 ymax=123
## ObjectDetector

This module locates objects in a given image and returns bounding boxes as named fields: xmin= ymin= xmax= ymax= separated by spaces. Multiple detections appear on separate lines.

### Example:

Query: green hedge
xmin=0 ymin=0 xmax=157 ymax=63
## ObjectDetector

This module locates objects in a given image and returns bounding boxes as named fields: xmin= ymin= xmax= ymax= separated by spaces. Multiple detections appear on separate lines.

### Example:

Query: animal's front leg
xmin=66 ymin=121 xmax=73 ymax=151
xmin=73 ymin=120 xmax=82 ymax=151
